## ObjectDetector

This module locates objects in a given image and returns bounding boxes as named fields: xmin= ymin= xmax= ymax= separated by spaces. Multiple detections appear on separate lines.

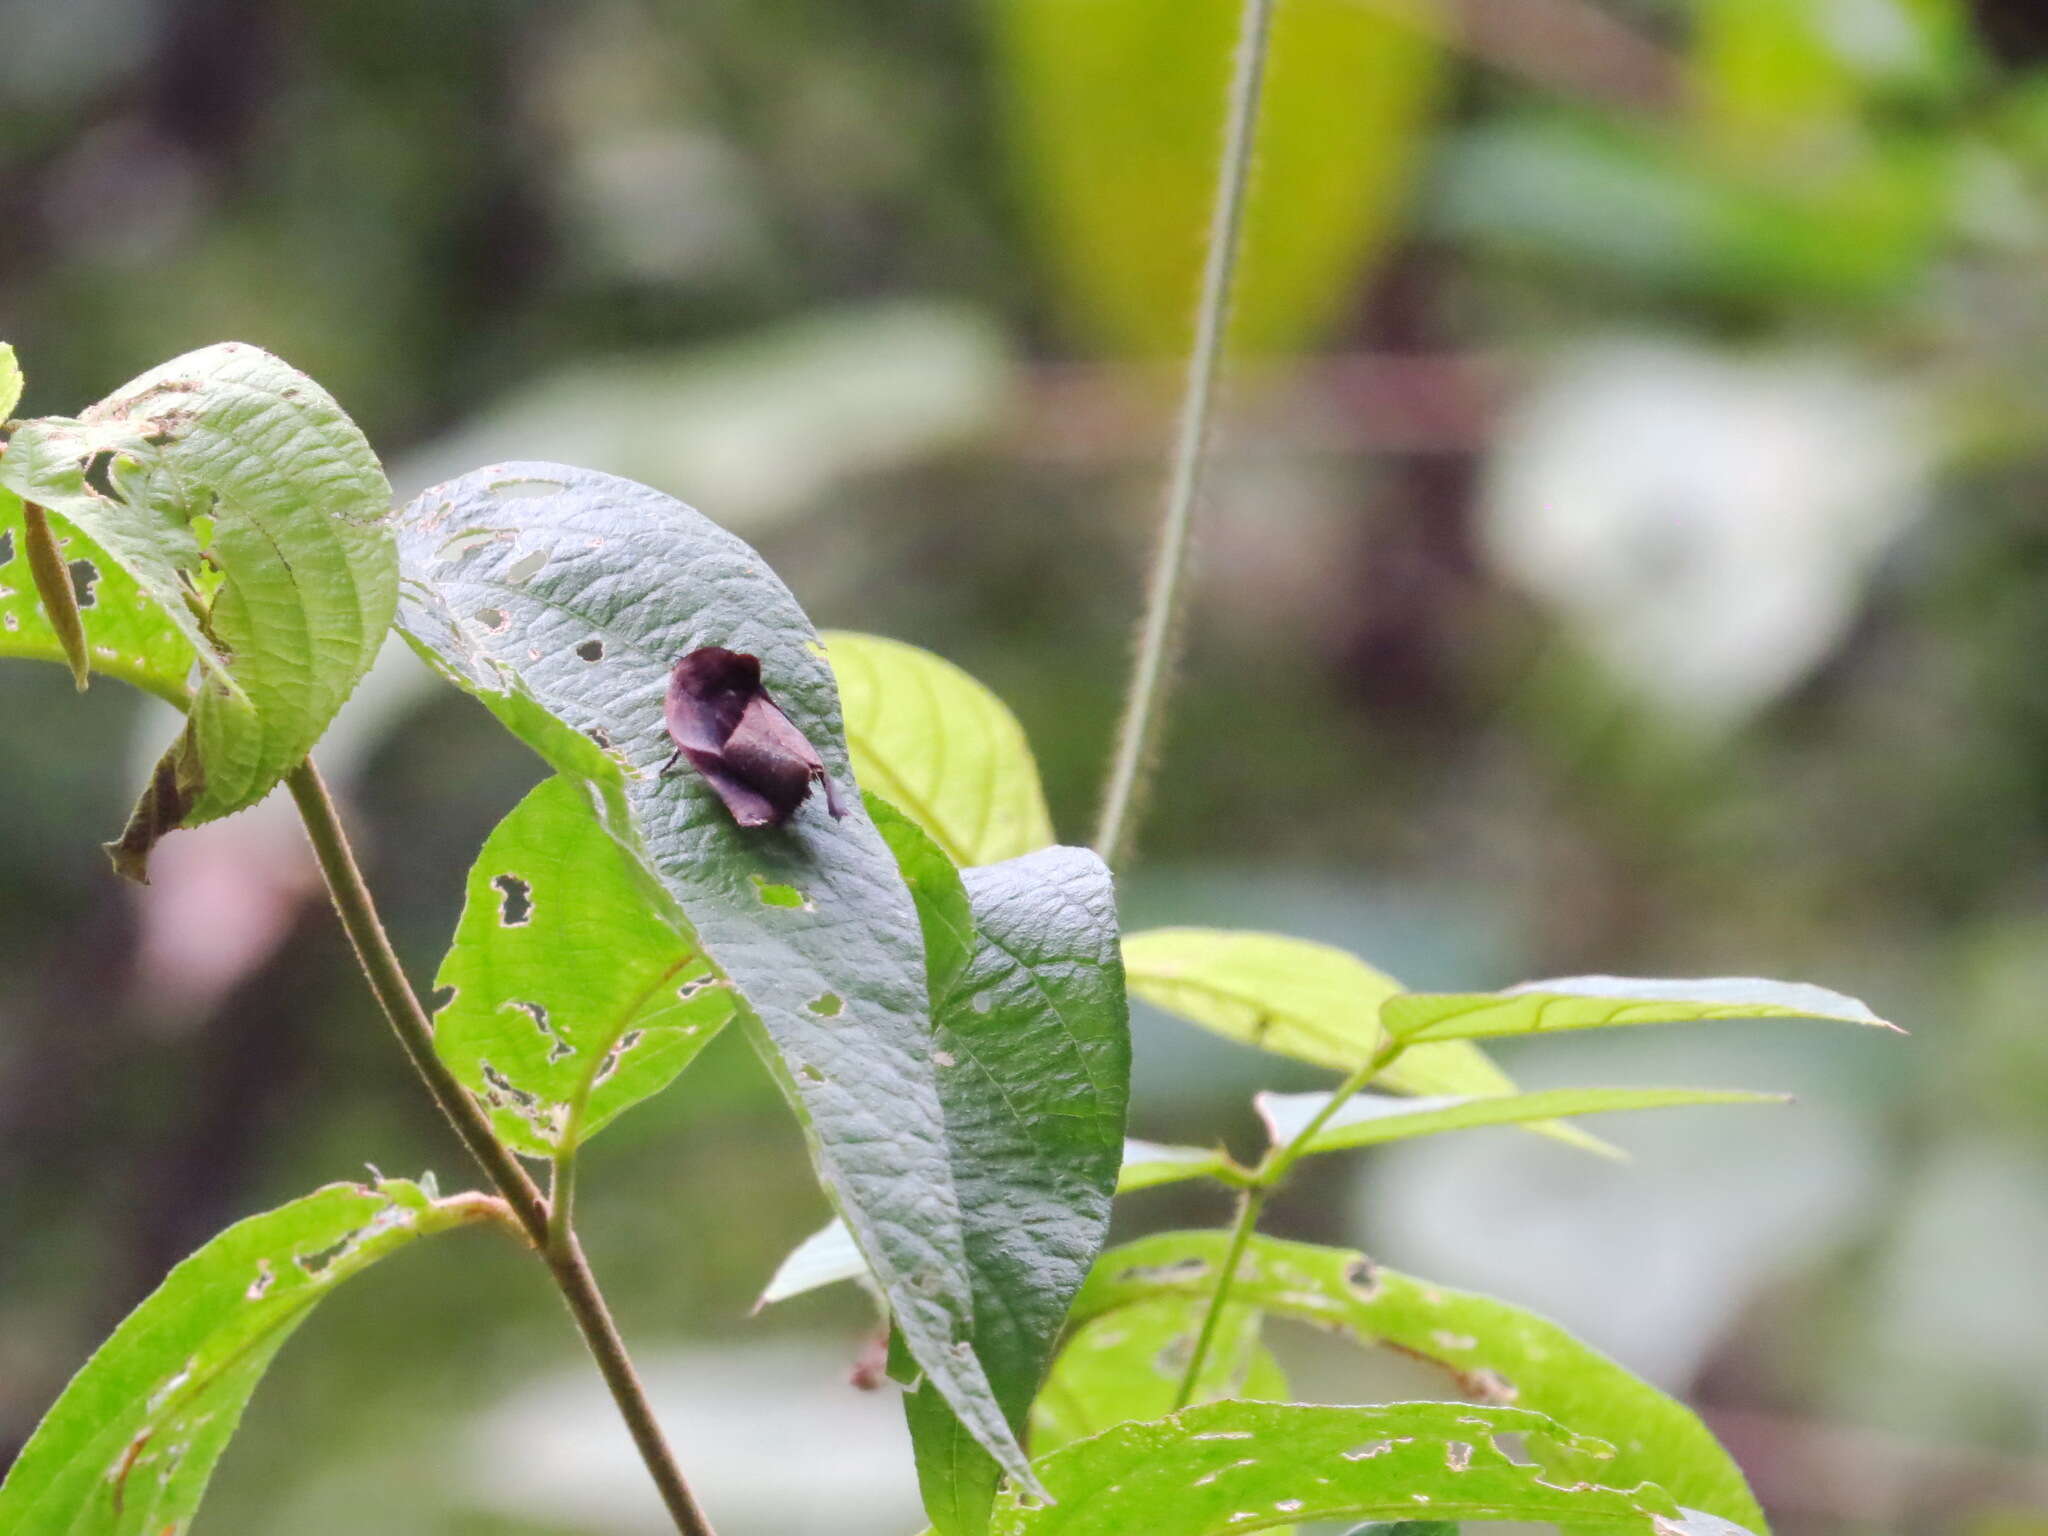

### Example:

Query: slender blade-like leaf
xmin=889 ymin=828 xmax=1131 ymax=1532
xmin=989 ymin=1399 xmax=1680 ymax=1536
xmin=1255 ymin=1086 xmax=1789 ymax=1158
xmin=1120 ymin=929 xmax=1611 ymax=1153
xmin=1074 ymin=1231 xmax=1765 ymax=1531
xmin=828 ymin=630 xmax=1056 ymax=867
xmin=433 ymin=775 xmax=737 ymax=1157
xmin=392 ymin=461 xmax=1029 ymax=1484
xmin=1031 ymin=1297 xmax=1287 ymax=1456
xmin=1118 ymin=1138 xmax=1236 ymax=1192
xmin=1384 ymin=975 xmax=1895 ymax=1045
xmin=1 ymin=342 xmax=21 ymax=420
xmin=0 ymin=1180 xmax=500 ymax=1536
xmin=0 ymin=343 xmax=396 ymax=877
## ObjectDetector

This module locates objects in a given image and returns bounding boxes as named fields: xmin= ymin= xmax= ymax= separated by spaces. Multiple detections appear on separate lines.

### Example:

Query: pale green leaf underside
xmin=1031 ymin=1297 xmax=1287 ymax=1458
xmin=393 ymin=461 xmax=1028 ymax=1488
xmin=1075 ymin=1231 xmax=1765 ymax=1532
xmin=1117 ymin=1138 xmax=1235 ymax=1192
xmin=827 ymin=630 xmax=1056 ymax=868
xmin=990 ymin=1399 xmax=1678 ymax=1536
xmin=433 ymin=775 xmax=736 ymax=1157
xmin=0 ymin=1180 xmax=495 ymax=1536
xmin=0 ymin=343 xmax=395 ymax=846
xmin=1384 ymin=975 xmax=1895 ymax=1044
xmin=1255 ymin=1085 xmax=1789 ymax=1156
xmin=1120 ymin=929 xmax=1613 ymax=1155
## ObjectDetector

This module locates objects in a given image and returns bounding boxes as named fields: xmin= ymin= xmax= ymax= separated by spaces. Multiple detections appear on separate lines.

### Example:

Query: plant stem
xmin=549 ymin=1146 xmax=578 ymax=1256
xmin=285 ymin=760 xmax=718 ymax=1536
xmin=1170 ymin=1184 xmax=1268 ymax=1411
xmin=1093 ymin=0 xmax=1277 ymax=870
xmin=1171 ymin=1035 xmax=1409 ymax=1410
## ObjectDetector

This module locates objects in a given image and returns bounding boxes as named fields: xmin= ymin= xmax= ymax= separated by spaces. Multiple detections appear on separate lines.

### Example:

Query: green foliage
xmin=0 ymin=342 xmax=20 ymax=420
xmin=829 ymin=630 xmax=1057 ymax=867
xmin=1117 ymin=1138 xmax=1239 ymax=1193
xmin=390 ymin=460 xmax=1033 ymax=1485
xmin=1382 ymin=974 xmax=1893 ymax=1045
xmin=989 ymin=1399 xmax=1683 ymax=1536
xmin=432 ymin=775 xmax=737 ymax=1158
xmin=1032 ymin=1297 xmax=1287 ymax=1456
xmin=0 ymin=1180 xmax=499 ymax=1536
xmin=1120 ymin=928 xmax=1610 ymax=1152
xmin=1256 ymin=1085 xmax=1789 ymax=1157
xmin=894 ymin=834 xmax=1132 ymax=1534
xmin=1076 ymin=1231 xmax=1765 ymax=1531
xmin=995 ymin=0 xmax=1440 ymax=359
xmin=0 ymin=343 xmax=395 ymax=877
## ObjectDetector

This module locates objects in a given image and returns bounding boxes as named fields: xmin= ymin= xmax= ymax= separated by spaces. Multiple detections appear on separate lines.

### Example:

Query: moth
xmin=661 ymin=646 xmax=847 ymax=828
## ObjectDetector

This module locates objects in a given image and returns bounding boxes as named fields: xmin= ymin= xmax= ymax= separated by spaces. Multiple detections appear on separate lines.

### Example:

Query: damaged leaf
xmin=0 ymin=1179 xmax=501 ymax=1536
xmin=826 ymin=630 xmax=1056 ymax=866
xmin=1072 ymin=1231 xmax=1766 ymax=1532
xmin=988 ymin=1399 xmax=1680 ymax=1536
xmin=664 ymin=646 xmax=848 ymax=827
xmin=392 ymin=461 xmax=1034 ymax=1489
xmin=0 ymin=343 xmax=396 ymax=880
xmin=18 ymin=499 xmax=91 ymax=690
xmin=1120 ymin=929 xmax=1612 ymax=1155
xmin=1383 ymin=975 xmax=1895 ymax=1045
xmin=1032 ymin=1296 xmax=1288 ymax=1457
xmin=433 ymin=774 xmax=736 ymax=1157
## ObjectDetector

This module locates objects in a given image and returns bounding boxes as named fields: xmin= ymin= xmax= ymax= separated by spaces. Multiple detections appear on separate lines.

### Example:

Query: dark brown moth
xmin=661 ymin=646 xmax=847 ymax=828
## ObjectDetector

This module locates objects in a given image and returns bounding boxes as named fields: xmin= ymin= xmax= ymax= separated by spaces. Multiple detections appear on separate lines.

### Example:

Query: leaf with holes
xmin=0 ymin=1180 xmax=500 ymax=1536
xmin=393 ymin=461 xmax=1030 ymax=1487
xmin=0 ymin=343 xmax=396 ymax=879
xmin=989 ymin=1399 xmax=1681 ymax=1536
xmin=1120 ymin=930 xmax=1610 ymax=1154
xmin=433 ymin=774 xmax=737 ymax=1157
xmin=827 ymin=630 xmax=1056 ymax=867
xmin=1073 ymin=1231 xmax=1765 ymax=1532
xmin=887 ymin=829 xmax=1131 ymax=1534
xmin=1381 ymin=976 xmax=1895 ymax=1046
xmin=1032 ymin=1297 xmax=1287 ymax=1457
xmin=1255 ymin=1085 xmax=1789 ymax=1158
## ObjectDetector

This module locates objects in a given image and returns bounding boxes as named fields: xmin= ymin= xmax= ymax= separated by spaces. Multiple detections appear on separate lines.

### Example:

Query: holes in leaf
xmin=296 ymin=1235 xmax=356 ymax=1277
xmin=1344 ymin=1256 xmax=1380 ymax=1301
xmin=1445 ymin=1441 xmax=1473 ymax=1472
xmin=576 ymin=638 xmax=605 ymax=663
xmin=588 ymin=725 xmax=614 ymax=750
xmin=475 ymin=607 xmax=509 ymax=633
xmin=1342 ymin=1439 xmax=1404 ymax=1461
xmin=750 ymin=875 xmax=806 ymax=909
xmin=247 ymin=1260 xmax=275 ymax=1300
xmin=68 ymin=559 xmax=99 ymax=609
xmin=595 ymin=1028 xmax=644 ymax=1085
xmin=437 ymin=528 xmax=497 ymax=561
xmin=1 ymin=614 xmax=14 ymax=632
xmin=492 ymin=874 xmax=532 ymax=926
xmin=505 ymin=549 xmax=548 ymax=584
xmin=84 ymin=451 xmax=118 ymax=499
xmin=509 ymin=1000 xmax=571 ymax=1062
xmin=806 ymin=992 xmax=842 ymax=1017
xmin=0 ymin=530 xmax=12 ymax=565
xmin=489 ymin=476 xmax=565 ymax=500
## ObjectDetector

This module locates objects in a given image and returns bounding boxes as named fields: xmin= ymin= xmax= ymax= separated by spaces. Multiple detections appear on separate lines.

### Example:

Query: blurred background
xmin=4 ymin=0 xmax=2048 ymax=1531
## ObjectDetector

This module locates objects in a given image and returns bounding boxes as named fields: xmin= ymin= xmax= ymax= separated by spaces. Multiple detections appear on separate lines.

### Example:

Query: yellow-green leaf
xmin=1383 ymin=975 xmax=1896 ymax=1045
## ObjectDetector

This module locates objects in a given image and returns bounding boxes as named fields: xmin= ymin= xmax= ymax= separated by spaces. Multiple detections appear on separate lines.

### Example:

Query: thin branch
xmin=1093 ymin=0 xmax=1278 ymax=869
xmin=285 ymin=761 xmax=718 ymax=1536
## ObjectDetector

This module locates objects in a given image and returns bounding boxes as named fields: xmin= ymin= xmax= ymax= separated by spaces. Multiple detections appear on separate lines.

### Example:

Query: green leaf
xmin=1383 ymin=975 xmax=1895 ymax=1046
xmin=896 ymin=836 xmax=1132 ymax=1533
xmin=989 ymin=1399 xmax=1680 ymax=1536
xmin=1255 ymin=1086 xmax=1790 ymax=1158
xmin=0 ymin=342 xmax=21 ymax=421
xmin=432 ymin=775 xmax=737 ymax=1157
xmin=995 ymin=0 xmax=1440 ymax=358
xmin=0 ymin=343 xmax=396 ymax=878
xmin=1120 ymin=929 xmax=1610 ymax=1154
xmin=392 ymin=461 xmax=1030 ymax=1487
xmin=826 ymin=630 xmax=1056 ymax=868
xmin=869 ymin=794 xmax=978 ymax=1002
xmin=1074 ymin=1231 xmax=1765 ymax=1532
xmin=0 ymin=1179 xmax=500 ymax=1536
xmin=1118 ymin=1138 xmax=1237 ymax=1193
xmin=1031 ymin=1297 xmax=1287 ymax=1457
